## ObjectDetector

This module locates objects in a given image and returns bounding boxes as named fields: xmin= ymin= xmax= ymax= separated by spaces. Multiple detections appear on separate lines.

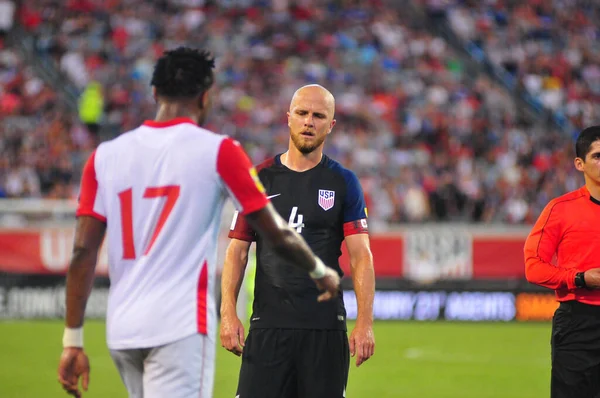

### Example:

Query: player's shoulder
xmin=321 ymin=155 xmax=360 ymax=186
xmin=547 ymin=186 xmax=588 ymax=210
xmin=95 ymin=125 xmax=142 ymax=157
xmin=255 ymin=156 xmax=278 ymax=173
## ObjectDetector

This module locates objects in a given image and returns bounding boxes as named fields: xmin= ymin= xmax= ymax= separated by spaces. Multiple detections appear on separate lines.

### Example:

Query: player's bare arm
xmin=346 ymin=233 xmax=375 ymax=367
xmin=245 ymin=202 xmax=340 ymax=301
xmin=58 ymin=216 xmax=106 ymax=397
xmin=220 ymin=239 xmax=251 ymax=356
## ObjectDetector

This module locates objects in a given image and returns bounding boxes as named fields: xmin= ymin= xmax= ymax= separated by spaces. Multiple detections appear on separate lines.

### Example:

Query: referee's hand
xmin=584 ymin=268 xmax=600 ymax=289
xmin=313 ymin=268 xmax=341 ymax=302
xmin=220 ymin=314 xmax=245 ymax=356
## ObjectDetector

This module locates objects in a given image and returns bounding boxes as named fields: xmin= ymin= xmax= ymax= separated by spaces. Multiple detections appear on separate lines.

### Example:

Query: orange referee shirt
xmin=524 ymin=186 xmax=600 ymax=304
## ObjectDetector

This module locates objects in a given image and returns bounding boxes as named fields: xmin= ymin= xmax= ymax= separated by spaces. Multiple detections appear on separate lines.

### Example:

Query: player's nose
xmin=304 ymin=115 xmax=314 ymax=126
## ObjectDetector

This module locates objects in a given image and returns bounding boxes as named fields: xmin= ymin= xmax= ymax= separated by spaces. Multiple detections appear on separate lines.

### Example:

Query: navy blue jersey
xmin=229 ymin=154 xmax=368 ymax=330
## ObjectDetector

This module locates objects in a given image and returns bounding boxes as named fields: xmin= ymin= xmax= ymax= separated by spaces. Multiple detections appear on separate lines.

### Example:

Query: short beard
xmin=290 ymin=133 xmax=326 ymax=154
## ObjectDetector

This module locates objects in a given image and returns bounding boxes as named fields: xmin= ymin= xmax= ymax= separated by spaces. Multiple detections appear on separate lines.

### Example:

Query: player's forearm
xmin=65 ymin=246 xmax=99 ymax=328
xmin=525 ymin=256 xmax=578 ymax=290
xmin=220 ymin=249 xmax=248 ymax=317
xmin=352 ymin=256 xmax=375 ymax=326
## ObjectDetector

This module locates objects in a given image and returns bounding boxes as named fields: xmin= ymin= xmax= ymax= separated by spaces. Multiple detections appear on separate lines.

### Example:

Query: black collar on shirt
xmin=590 ymin=196 xmax=600 ymax=206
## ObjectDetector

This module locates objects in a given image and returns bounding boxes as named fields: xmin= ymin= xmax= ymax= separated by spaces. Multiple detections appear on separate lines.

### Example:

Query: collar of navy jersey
xmin=274 ymin=153 xmax=326 ymax=172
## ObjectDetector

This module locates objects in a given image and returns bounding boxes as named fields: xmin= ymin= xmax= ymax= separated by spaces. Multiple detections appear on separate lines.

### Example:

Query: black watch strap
xmin=575 ymin=272 xmax=587 ymax=289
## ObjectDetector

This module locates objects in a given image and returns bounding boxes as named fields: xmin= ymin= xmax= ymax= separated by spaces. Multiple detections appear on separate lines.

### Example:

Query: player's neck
xmin=154 ymin=103 xmax=201 ymax=125
xmin=281 ymin=146 xmax=323 ymax=172
xmin=586 ymin=180 xmax=600 ymax=202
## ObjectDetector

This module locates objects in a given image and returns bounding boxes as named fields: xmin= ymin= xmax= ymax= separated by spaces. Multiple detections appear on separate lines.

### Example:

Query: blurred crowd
xmin=429 ymin=0 xmax=600 ymax=137
xmin=0 ymin=0 xmax=588 ymax=226
xmin=0 ymin=0 xmax=93 ymax=200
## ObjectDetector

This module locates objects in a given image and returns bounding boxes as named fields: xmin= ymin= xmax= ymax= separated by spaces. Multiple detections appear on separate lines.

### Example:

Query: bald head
xmin=289 ymin=84 xmax=335 ymax=117
xmin=286 ymin=84 xmax=337 ymax=155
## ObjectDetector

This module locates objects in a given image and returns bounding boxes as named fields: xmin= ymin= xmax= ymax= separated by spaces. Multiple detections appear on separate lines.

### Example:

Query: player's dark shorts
xmin=236 ymin=328 xmax=349 ymax=398
xmin=551 ymin=300 xmax=600 ymax=398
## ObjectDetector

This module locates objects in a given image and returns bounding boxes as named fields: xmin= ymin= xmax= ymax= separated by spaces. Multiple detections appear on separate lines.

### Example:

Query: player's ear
xmin=574 ymin=157 xmax=585 ymax=172
xmin=328 ymin=119 xmax=336 ymax=134
xmin=287 ymin=111 xmax=291 ymax=127
xmin=151 ymin=86 xmax=157 ymax=103
xmin=199 ymin=90 xmax=210 ymax=110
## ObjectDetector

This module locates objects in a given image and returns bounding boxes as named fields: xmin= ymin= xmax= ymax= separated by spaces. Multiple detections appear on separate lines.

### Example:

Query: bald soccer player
xmin=220 ymin=85 xmax=376 ymax=398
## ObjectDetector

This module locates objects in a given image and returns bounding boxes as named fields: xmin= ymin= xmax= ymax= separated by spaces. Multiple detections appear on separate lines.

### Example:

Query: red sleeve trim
xmin=228 ymin=230 xmax=255 ymax=242
xmin=343 ymin=218 xmax=369 ymax=237
xmin=217 ymin=138 xmax=269 ymax=215
xmin=76 ymin=151 xmax=107 ymax=222
xmin=76 ymin=211 xmax=107 ymax=223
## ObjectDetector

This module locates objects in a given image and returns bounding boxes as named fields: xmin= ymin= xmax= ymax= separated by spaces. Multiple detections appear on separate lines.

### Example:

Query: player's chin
xmin=298 ymin=146 xmax=317 ymax=154
xmin=296 ymin=139 xmax=323 ymax=154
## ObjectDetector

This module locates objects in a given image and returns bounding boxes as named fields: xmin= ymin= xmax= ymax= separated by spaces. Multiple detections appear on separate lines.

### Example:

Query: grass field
xmin=0 ymin=320 xmax=551 ymax=398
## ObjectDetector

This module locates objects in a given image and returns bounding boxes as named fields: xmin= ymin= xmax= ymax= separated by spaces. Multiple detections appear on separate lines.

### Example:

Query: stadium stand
xmin=425 ymin=0 xmax=600 ymax=136
xmin=0 ymin=0 xmax=586 ymax=225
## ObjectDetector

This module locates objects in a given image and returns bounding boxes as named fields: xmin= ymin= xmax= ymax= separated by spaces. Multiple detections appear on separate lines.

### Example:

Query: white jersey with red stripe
xmin=76 ymin=117 xmax=268 ymax=350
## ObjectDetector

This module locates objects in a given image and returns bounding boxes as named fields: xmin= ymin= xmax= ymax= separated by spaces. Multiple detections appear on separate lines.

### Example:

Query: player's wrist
xmin=309 ymin=257 xmax=327 ymax=279
xmin=575 ymin=271 xmax=587 ymax=289
xmin=220 ymin=305 xmax=238 ymax=318
xmin=355 ymin=317 xmax=374 ymax=328
xmin=62 ymin=327 xmax=84 ymax=348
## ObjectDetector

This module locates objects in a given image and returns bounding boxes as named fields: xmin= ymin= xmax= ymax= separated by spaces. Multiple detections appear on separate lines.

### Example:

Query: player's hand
xmin=220 ymin=313 xmax=245 ymax=356
xmin=584 ymin=268 xmax=600 ymax=289
xmin=349 ymin=322 xmax=375 ymax=367
xmin=58 ymin=347 xmax=90 ymax=397
xmin=313 ymin=267 xmax=341 ymax=302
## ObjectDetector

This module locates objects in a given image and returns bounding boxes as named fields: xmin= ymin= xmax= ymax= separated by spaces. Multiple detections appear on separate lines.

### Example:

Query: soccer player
xmin=524 ymin=126 xmax=600 ymax=398
xmin=220 ymin=84 xmax=375 ymax=398
xmin=56 ymin=48 xmax=340 ymax=398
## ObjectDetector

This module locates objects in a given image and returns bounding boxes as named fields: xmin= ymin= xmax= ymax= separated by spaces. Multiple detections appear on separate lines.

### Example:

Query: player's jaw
xmin=291 ymin=129 xmax=326 ymax=154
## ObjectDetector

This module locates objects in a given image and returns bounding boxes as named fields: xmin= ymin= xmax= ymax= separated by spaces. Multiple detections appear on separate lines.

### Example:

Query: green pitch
xmin=0 ymin=320 xmax=550 ymax=397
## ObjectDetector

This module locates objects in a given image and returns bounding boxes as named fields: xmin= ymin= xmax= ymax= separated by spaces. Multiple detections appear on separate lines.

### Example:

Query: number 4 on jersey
xmin=288 ymin=206 xmax=304 ymax=233
xmin=118 ymin=185 xmax=180 ymax=259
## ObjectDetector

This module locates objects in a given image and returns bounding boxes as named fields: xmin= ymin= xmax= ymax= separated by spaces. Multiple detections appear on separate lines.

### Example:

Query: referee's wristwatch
xmin=575 ymin=272 xmax=587 ymax=289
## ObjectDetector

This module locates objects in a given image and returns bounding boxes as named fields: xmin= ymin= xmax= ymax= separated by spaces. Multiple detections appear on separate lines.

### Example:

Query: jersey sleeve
xmin=341 ymin=169 xmax=369 ymax=236
xmin=217 ymin=138 xmax=269 ymax=216
xmin=524 ymin=200 xmax=577 ymax=290
xmin=75 ymin=150 xmax=107 ymax=222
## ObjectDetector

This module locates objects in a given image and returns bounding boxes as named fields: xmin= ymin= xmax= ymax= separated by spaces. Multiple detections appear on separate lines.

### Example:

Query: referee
xmin=525 ymin=125 xmax=600 ymax=398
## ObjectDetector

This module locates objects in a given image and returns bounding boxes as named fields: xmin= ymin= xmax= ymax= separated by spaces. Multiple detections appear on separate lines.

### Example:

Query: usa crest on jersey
xmin=318 ymin=189 xmax=335 ymax=211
